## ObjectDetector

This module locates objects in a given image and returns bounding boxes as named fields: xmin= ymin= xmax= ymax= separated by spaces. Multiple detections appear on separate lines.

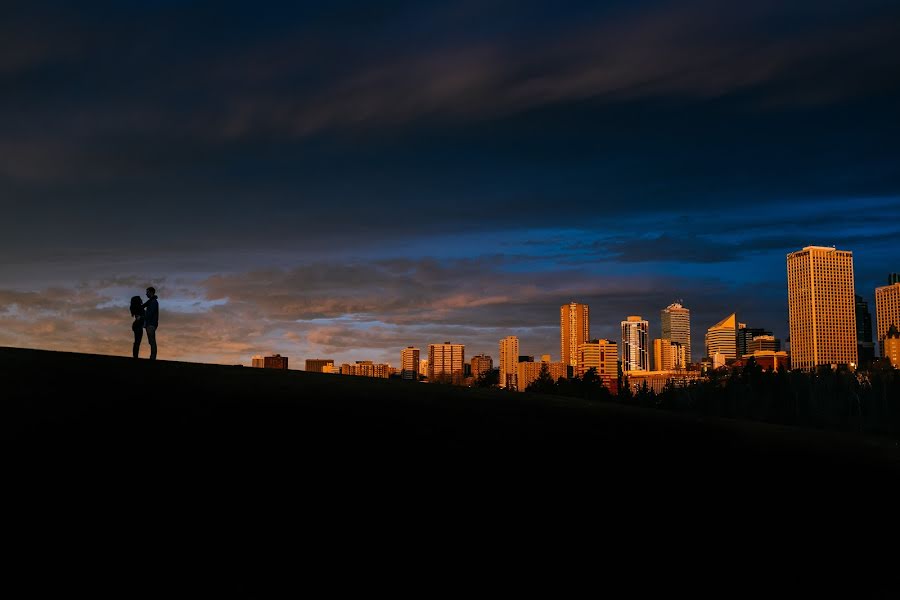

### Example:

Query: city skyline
xmin=2 ymin=2 xmax=899 ymax=367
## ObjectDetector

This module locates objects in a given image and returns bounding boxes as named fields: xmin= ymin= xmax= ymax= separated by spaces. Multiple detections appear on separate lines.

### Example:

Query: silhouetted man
xmin=143 ymin=287 xmax=159 ymax=360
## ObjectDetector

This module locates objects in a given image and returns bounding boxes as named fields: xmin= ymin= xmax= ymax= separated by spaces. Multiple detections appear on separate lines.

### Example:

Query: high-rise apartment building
xmin=621 ymin=316 xmax=649 ymax=372
xmin=517 ymin=358 xmax=567 ymax=392
xmin=470 ymin=354 xmax=493 ymax=381
xmin=660 ymin=302 xmax=691 ymax=365
xmin=577 ymin=339 xmax=618 ymax=394
xmin=428 ymin=342 xmax=465 ymax=384
xmin=419 ymin=359 xmax=429 ymax=378
xmin=560 ymin=302 xmax=590 ymax=371
xmin=787 ymin=246 xmax=858 ymax=370
xmin=253 ymin=354 xmax=288 ymax=369
xmin=305 ymin=358 xmax=335 ymax=373
xmin=875 ymin=280 xmax=900 ymax=358
xmin=855 ymin=295 xmax=875 ymax=364
xmin=499 ymin=336 xmax=520 ymax=390
xmin=400 ymin=347 xmax=420 ymax=380
xmin=706 ymin=314 xmax=737 ymax=365
xmin=340 ymin=361 xmax=390 ymax=378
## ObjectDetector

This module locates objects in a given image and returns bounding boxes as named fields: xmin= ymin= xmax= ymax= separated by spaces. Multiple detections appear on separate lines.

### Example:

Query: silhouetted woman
xmin=130 ymin=295 xmax=145 ymax=358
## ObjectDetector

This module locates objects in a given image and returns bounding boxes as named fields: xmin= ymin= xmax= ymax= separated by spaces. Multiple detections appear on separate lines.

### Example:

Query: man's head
xmin=146 ymin=287 xmax=156 ymax=298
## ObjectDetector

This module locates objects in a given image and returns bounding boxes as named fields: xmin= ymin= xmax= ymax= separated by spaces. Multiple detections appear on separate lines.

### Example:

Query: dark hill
xmin=3 ymin=346 xmax=898 ymax=485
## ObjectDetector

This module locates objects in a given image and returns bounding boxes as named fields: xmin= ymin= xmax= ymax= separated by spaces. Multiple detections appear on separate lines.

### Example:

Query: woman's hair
xmin=130 ymin=296 xmax=144 ymax=317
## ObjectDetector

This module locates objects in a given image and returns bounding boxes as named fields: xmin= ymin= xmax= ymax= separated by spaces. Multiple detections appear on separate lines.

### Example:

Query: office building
xmin=787 ymin=246 xmax=857 ymax=370
xmin=428 ymin=342 xmax=465 ymax=384
xmin=560 ymin=302 xmax=590 ymax=371
xmin=470 ymin=354 xmax=493 ymax=381
xmin=737 ymin=326 xmax=770 ymax=358
xmin=499 ymin=336 xmax=520 ymax=390
xmin=855 ymin=295 xmax=875 ymax=364
xmin=653 ymin=338 xmax=686 ymax=371
xmin=400 ymin=347 xmax=420 ymax=380
xmin=305 ymin=359 xmax=335 ymax=373
xmin=577 ymin=339 xmax=618 ymax=394
xmin=747 ymin=335 xmax=781 ymax=353
xmin=875 ymin=279 xmax=900 ymax=358
xmin=660 ymin=302 xmax=691 ymax=364
xmin=621 ymin=316 xmax=649 ymax=372
xmin=419 ymin=359 xmax=429 ymax=378
xmin=706 ymin=314 xmax=737 ymax=364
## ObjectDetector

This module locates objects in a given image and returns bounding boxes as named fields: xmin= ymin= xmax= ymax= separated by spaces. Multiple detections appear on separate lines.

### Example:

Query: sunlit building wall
xmin=621 ymin=316 xmax=649 ymax=372
xmin=401 ymin=347 xmax=420 ymax=380
xmin=660 ymin=302 xmax=691 ymax=364
xmin=706 ymin=313 xmax=737 ymax=362
xmin=499 ymin=336 xmax=520 ymax=390
xmin=875 ymin=281 xmax=900 ymax=358
xmin=577 ymin=339 xmax=618 ymax=394
xmin=787 ymin=246 xmax=857 ymax=370
xmin=560 ymin=302 xmax=590 ymax=370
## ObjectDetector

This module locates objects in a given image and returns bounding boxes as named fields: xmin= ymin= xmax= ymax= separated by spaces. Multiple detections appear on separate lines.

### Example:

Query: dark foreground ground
xmin=4 ymin=346 xmax=899 ymax=484
xmin=4 ymin=346 xmax=900 ymax=585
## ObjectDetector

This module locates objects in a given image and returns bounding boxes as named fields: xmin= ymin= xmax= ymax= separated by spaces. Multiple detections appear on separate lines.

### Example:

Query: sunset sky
xmin=2 ymin=1 xmax=900 ymax=366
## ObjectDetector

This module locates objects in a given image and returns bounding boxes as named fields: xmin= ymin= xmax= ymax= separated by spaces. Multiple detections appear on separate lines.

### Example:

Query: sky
xmin=2 ymin=0 xmax=900 ymax=367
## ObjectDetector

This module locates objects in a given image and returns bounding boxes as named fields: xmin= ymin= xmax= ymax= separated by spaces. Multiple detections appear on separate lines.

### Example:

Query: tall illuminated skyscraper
xmin=660 ymin=302 xmax=691 ymax=364
xmin=787 ymin=246 xmax=857 ymax=370
xmin=621 ymin=316 xmax=649 ymax=372
xmin=706 ymin=313 xmax=737 ymax=365
xmin=498 ymin=336 xmax=520 ymax=390
xmin=560 ymin=302 xmax=590 ymax=371
xmin=400 ymin=347 xmax=420 ymax=380
xmin=875 ymin=278 xmax=900 ymax=358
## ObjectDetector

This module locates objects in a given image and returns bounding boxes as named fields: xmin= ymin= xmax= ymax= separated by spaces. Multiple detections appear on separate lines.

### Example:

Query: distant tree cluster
xmin=522 ymin=359 xmax=900 ymax=436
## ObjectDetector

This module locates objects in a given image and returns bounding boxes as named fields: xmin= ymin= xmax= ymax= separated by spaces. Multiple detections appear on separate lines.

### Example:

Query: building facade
xmin=400 ymin=347 xmax=420 ymax=380
xmin=516 ymin=359 xmax=567 ymax=392
xmin=787 ymin=246 xmax=858 ymax=370
xmin=653 ymin=338 xmax=686 ymax=371
xmin=305 ymin=358 xmax=335 ymax=373
xmin=706 ymin=313 xmax=737 ymax=365
xmin=340 ymin=361 xmax=390 ymax=378
xmin=748 ymin=335 xmax=781 ymax=353
xmin=855 ymin=295 xmax=875 ymax=364
xmin=577 ymin=339 xmax=618 ymax=394
xmin=621 ymin=316 xmax=649 ymax=372
xmin=428 ymin=342 xmax=465 ymax=384
xmin=498 ymin=336 xmax=520 ymax=389
xmin=254 ymin=354 xmax=288 ymax=369
xmin=875 ymin=281 xmax=900 ymax=358
xmin=660 ymin=302 xmax=691 ymax=365
xmin=737 ymin=326 xmax=770 ymax=358
xmin=884 ymin=327 xmax=900 ymax=367
xmin=560 ymin=302 xmax=590 ymax=371
xmin=470 ymin=354 xmax=494 ymax=381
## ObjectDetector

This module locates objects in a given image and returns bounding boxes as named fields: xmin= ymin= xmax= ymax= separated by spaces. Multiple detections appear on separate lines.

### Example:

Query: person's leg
xmin=133 ymin=326 xmax=143 ymax=358
xmin=146 ymin=326 xmax=157 ymax=360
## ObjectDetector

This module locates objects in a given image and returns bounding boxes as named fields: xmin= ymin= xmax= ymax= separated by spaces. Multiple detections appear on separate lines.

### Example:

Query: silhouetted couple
xmin=130 ymin=287 xmax=159 ymax=359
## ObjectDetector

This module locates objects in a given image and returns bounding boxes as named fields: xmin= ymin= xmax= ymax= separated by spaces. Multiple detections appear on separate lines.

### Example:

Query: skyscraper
xmin=653 ymin=338 xmax=685 ymax=371
xmin=736 ymin=325 xmax=770 ymax=358
xmin=660 ymin=302 xmax=691 ymax=365
xmin=499 ymin=336 xmax=520 ymax=390
xmin=400 ymin=347 xmax=420 ymax=380
xmin=621 ymin=316 xmax=649 ymax=372
xmin=577 ymin=339 xmax=619 ymax=394
xmin=706 ymin=314 xmax=737 ymax=366
xmin=855 ymin=295 xmax=875 ymax=364
xmin=428 ymin=342 xmax=465 ymax=384
xmin=560 ymin=302 xmax=590 ymax=371
xmin=787 ymin=246 xmax=857 ymax=370
xmin=875 ymin=279 xmax=900 ymax=358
